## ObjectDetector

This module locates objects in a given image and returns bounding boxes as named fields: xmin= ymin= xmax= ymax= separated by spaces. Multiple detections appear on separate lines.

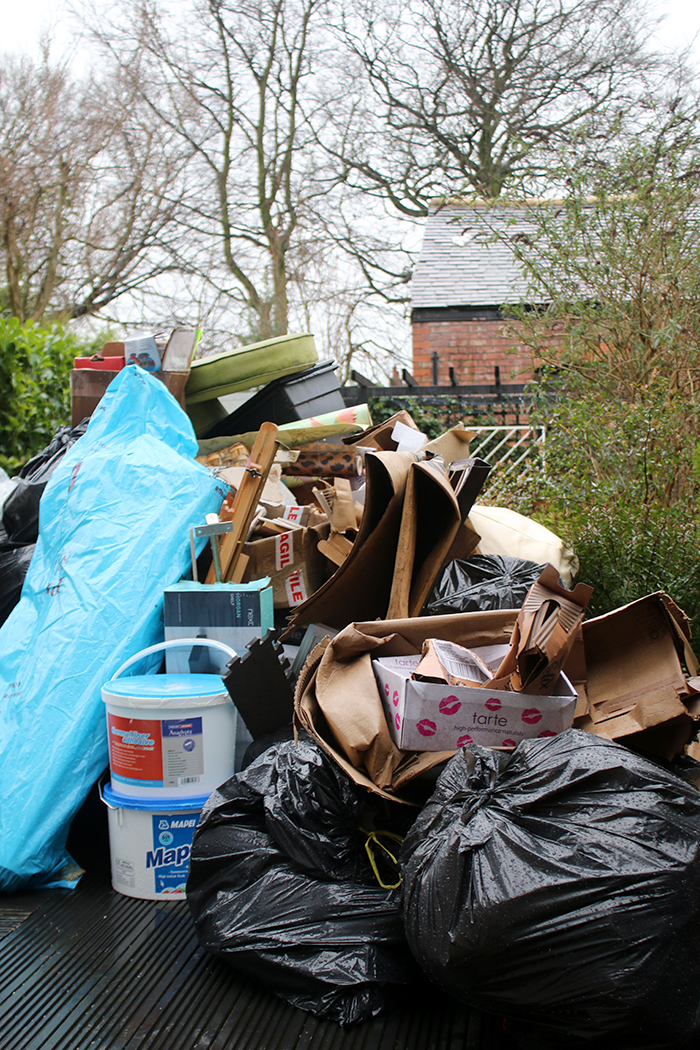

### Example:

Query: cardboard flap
xmin=318 ymin=532 xmax=354 ymax=567
xmin=329 ymin=478 xmax=357 ymax=533
xmin=386 ymin=456 xmax=461 ymax=620
xmin=343 ymin=410 xmax=421 ymax=451
xmin=583 ymin=593 xmax=694 ymax=725
xmin=285 ymin=450 xmax=415 ymax=630
xmin=658 ymin=592 xmax=699 ymax=676
xmin=423 ymin=423 xmax=473 ymax=464
xmin=576 ymin=686 xmax=689 ymax=737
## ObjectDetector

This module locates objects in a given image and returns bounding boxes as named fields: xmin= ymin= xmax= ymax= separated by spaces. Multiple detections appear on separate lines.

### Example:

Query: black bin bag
xmin=187 ymin=733 xmax=420 ymax=1026
xmin=400 ymin=729 xmax=700 ymax=1050
xmin=426 ymin=554 xmax=547 ymax=616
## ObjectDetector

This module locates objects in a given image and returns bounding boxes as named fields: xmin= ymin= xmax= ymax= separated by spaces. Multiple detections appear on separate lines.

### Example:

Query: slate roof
xmin=410 ymin=199 xmax=539 ymax=310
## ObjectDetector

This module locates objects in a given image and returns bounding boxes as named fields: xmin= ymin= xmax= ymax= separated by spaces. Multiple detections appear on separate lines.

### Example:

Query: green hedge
xmin=0 ymin=319 xmax=83 ymax=474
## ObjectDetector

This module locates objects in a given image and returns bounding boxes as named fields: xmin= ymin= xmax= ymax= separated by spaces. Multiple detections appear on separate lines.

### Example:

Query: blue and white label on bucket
xmin=162 ymin=716 xmax=204 ymax=788
xmin=147 ymin=811 xmax=199 ymax=895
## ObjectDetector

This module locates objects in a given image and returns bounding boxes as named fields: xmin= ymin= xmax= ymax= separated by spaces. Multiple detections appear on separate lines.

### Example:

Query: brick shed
xmin=411 ymin=199 xmax=540 ymax=386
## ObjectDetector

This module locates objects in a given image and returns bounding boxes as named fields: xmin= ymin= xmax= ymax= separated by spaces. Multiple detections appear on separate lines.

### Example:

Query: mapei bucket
xmin=102 ymin=639 xmax=237 ymax=799
xmin=101 ymin=781 xmax=208 ymax=900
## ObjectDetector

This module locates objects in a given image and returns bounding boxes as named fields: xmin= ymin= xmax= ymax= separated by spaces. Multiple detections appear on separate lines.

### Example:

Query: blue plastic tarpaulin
xmin=0 ymin=366 xmax=227 ymax=892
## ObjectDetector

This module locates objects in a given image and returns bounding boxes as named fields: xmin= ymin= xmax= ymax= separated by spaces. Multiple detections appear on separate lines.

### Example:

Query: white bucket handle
xmin=111 ymin=638 xmax=238 ymax=681
xmin=98 ymin=774 xmax=117 ymax=810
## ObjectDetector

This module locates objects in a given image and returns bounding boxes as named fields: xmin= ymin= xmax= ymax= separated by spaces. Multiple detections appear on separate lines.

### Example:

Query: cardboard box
xmin=373 ymin=653 xmax=577 ymax=751
xmin=163 ymin=579 xmax=274 ymax=673
xmin=242 ymin=522 xmax=329 ymax=608
xmin=574 ymin=592 xmax=699 ymax=754
xmin=70 ymin=367 xmax=189 ymax=424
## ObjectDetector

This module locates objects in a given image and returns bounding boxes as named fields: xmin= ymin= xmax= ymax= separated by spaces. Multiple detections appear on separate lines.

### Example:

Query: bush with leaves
xmin=0 ymin=319 xmax=84 ymax=474
xmin=483 ymin=109 xmax=700 ymax=635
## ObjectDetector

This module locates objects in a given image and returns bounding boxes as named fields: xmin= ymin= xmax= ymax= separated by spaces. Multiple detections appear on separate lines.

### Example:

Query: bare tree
xmin=0 ymin=51 xmax=189 ymax=322
xmin=89 ymin=0 xmax=351 ymax=342
xmin=326 ymin=0 xmax=667 ymax=214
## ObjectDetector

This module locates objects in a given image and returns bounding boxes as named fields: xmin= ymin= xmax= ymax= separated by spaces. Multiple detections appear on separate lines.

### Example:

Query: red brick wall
xmin=412 ymin=319 xmax=537 ymax=386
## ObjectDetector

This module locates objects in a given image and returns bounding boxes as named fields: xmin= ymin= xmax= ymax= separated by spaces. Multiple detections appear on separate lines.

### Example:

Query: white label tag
xmin=285 ymin=570 xmax=307 ymax=606
xmin=275 ymin=531 xmax=294 ymax=571
xmin=283 ymin=505 xmax=303 ymax=522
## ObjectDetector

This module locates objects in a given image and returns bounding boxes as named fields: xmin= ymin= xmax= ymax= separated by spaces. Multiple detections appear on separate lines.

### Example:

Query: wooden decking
xmin=0 ymin=867 xmax=515 ymax=1050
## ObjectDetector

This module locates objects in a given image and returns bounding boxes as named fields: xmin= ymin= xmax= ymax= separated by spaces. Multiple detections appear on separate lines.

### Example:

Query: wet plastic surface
xmin=187 ymin=734 xmax=420 ymax=1026
xmin=401 ymin=729 xmax=700 ymax=1049
xmin=426 ymin=555 xmax=547 ymax=616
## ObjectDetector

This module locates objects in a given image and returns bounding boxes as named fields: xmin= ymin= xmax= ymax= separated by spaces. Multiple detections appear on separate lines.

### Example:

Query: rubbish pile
xmin=2 ymin=331 xmax=700 ymax=1048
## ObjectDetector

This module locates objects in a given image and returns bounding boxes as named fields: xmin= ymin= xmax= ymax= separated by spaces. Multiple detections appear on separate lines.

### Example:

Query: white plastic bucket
xmin=101 ymin=781 xmax=208 ymax=900
xmin=102 ymin=639 xmax=237 ymax=799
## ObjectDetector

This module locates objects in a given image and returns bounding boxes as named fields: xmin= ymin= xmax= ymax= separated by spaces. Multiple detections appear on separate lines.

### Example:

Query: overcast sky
xmin=3 ymin=0 xmax=700 ymax=62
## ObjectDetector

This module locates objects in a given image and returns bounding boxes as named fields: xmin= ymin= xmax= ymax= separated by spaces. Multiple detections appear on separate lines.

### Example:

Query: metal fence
xmin=468 ymin=424 xmax=545 ymax=477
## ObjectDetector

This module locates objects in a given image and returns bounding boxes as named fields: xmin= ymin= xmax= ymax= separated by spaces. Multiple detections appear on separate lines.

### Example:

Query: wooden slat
xmin=205 ymin=423 xmax=279 ymax=585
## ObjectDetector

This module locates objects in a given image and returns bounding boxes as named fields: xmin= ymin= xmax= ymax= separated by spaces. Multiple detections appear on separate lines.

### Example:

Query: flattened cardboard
xmin=574 ymin=593 xmax=699 ymax=747
xmin=286 ymin=450 xmax=416 ymax=630
xmin=386 ymin=456 xmax=461 ymax=620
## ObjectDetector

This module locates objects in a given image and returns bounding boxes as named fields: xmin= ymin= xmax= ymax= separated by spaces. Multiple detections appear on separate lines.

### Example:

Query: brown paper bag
xmin=294 ymin=610 xmax=518 ymax=799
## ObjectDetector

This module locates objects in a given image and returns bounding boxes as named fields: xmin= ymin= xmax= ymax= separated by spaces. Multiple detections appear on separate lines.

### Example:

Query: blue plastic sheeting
xmin=0 ymin=367 xmax=227 ymax=893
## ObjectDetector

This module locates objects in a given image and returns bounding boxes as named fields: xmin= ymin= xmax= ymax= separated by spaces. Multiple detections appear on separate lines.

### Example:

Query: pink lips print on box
xmin=417 ymin=719 xmax=437 ymax=736
xmin=521 ymin=708 xmax=542 ymax=725
xmin=439 ymin=695 xmax=462 ymax=716
xmin=485 ymin=697 xmax=501 ymax=712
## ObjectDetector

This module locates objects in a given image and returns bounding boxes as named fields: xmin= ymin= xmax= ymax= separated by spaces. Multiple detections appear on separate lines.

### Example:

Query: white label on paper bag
xmin=275 ymin=531 xmax=294 ymax=571
xmin=283 ymin=505 xmax=303 ymax=522
xmin=285 ymin=570 xmax=307 ymax=605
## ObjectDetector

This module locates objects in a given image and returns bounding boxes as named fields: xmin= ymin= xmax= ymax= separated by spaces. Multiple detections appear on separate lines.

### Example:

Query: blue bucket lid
xmin=102 ymin=782 xmax=211 ymax=811
xmin=103 ymin=673 xmax=230 ymax=709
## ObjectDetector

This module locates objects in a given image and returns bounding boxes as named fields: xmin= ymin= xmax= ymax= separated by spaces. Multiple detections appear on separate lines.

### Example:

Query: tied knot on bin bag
xmin=453 ymin=748 xmax=508 ymax=834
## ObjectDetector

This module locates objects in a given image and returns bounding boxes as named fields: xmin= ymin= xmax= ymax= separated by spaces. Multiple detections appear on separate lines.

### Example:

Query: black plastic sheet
xmin=3 ymin=422 xmax=89 ymax=545
xmin=401 ymin=729 xmax=700 ymax=1049
xmin=187 ymin=734 xmax=420 ymax=1026
xmin=0 ymin=542 xmax=35 ymax=626
xmin=426 ymin=554 xmax=547 ymax=615
xmin=0 ymin=423 xmax=89 ymax=620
